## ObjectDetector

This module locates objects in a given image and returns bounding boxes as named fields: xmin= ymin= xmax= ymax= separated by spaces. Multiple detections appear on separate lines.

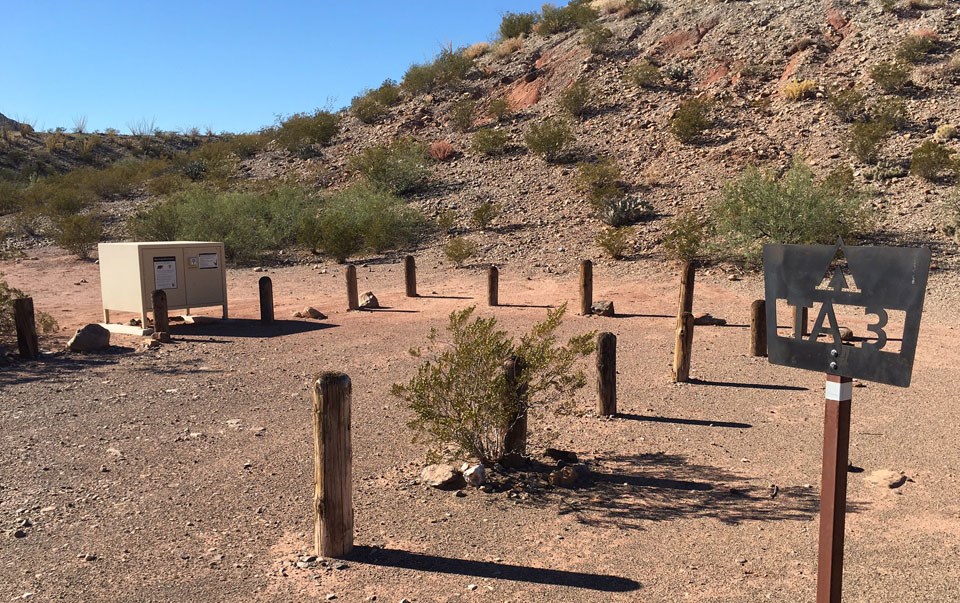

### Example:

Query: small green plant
xmin=276 ymin=110 xmax=339 ymax=153
xmin=472 ymin=129 xmax=509 ymax=156
xmin=499 ymin=11 xmax=537 ymax=39
xmin=626 ymin=59 xmax=663 ymax=88
xmin=849 ymin=120 xmax=892 ymax=164
xmin=670 ymin=98 xmax=712 ymax=143
xmin=487 ymin=98 xmax=510 ymax=121
xmin=444 ymin=237 xmax=479 ymax=267
xmin=538 ymin=1 xmax=598 ymax=35
xmin=596 ymin=227 xmax=633 ymax=259
xmin=662 ymin=209 xmax=707 ymax=261
xmin=870 ymin=61 xmax=911 ymax=94
xmin=582 ymin=24 xmax=614 ymax=53
xmin=559 ymin=79 xmax=593 ymax=119
xmin=351 ymin=94 xmax=389 ymax=124
xmin=598 ymin=196 xmax=653 ymax=227
xmin=828 ymin=87 xmax=867 ymax=122
xmin=53 ymin=213 xmax=102 ymax=259
xmin=868 ymin=97 xmax=908 ymax=130
xmin=448 ymin=98 xmax=477 ymax=132
xmin=471 ymin=201 xmax=501 ymax=230
xmin=934 ymin=124 xmax=957 ymax=141
xmin=371 ymin=79 xmax=402 ymax=106
xmin=897 ymin=33 xmax=938 ymax=64
xmin=392 ymin=305 xmax=595 ymax=464
xmin=576 ymin=158 xmax=622 ymax=204
xmin=351 ymin=138 xmax=430 ymax=195
xmin=436 ymin=209 xmax=458 ymax=232
xmin=941 ymin=192 xmax=960 ymax=242
xmin=910 ymin=140 xmax=954 ymax=180
xmin=524 ymin=117 xmax=574 ymax=162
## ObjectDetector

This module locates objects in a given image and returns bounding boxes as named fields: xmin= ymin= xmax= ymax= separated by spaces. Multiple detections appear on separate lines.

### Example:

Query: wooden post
xmin=345 ymin=265 xmax=359 ymax=311
xmin=312 ymin=372 xmax=354 ymax=558
xmin=404 ymin=255 xmax=417 ymax=297
xmin=579 ymin=260 xmax=593 ymax=316
xmin=259 ymin=276 xmax=274 ymax=325
xmin=677 ymin=260 xmax=695 ymax=321
xmin=749 ymin=299 xmax=767 ymax=357
xmin=794 ymin=306 xmax=809 ymax=338
xmin=502 ymin=356 xmax=527 ymax=460
xmin=151 ymin=290 xmax=170 ymax=342
xmin=488 ymin=266 xmax=499 ymax=307
xmin=817 ymin=375 xmax=853 ymax=603
xmin=596 ymin=332 xmax=617 ymax=416
xmin=672 ymin=311 xmax=694 ymax=383
xmin=13 ymin=297 xmax=39 ymax=360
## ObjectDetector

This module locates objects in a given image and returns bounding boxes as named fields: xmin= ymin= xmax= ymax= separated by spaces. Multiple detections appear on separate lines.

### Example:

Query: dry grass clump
xmin=428 ymin=141 xmax=455 ymax=162
xmin=494 ymin=36 xmax=524 ymax=58
xmin=782 ymin=79 xmax=817 ymax=101
xmin=591 ymin=0 xmax=661 ymax=17
xmin=934 ymin=124 xmax=956 ymax=141
xmin=464 ymin=43 xmax=489 ymax=60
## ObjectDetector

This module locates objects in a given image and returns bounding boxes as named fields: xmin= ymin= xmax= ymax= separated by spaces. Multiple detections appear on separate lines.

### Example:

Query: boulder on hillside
xmin=67 ymin=324 xmax=111 ymax=352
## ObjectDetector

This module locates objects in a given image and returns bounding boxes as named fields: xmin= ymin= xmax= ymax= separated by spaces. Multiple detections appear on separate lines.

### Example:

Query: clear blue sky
xmin=1 ymin=1 xmax=547 ymax=134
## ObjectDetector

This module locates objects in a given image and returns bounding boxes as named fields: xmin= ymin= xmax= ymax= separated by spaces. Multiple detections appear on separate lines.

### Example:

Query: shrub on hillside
xmin=524 ymin=117 xmax=574 ymax=162
xmin=464 ymin=42 xmax=490 ymax=60
xmin=582 ymin=24 xmax=614 ymax=53
xmin=351 ymin=94 xmax=389 ymax=124
xmin=662 ymin=209 xmax=707 ymax=261
xmin=444 ymin=237 xmax=478 ymax=267
xmin=472 ymin=129 xmax=509 ymax=156
xmin=782 ymin=79 xmax=817 ymax=101
xmin=598 ymin=196 xmax=653 ymax=227
xmin=576 ymin=158 xmax=622 ymax=205
xmin=910 ymin=140 xmax=954 ymax=180
xmin=494 ymin=36 xmax=524 ymax=58
xmin=670 ymin=98 xmax=713 ymax=143
xmin=712 ymin=160 xmax=871 ymax=264
xmin=942 ymin=192 xmax=960 ymax=243
xmin=428 ymin=141 xmax=456 ymax=162
xmin=52 ymin=213 xmax=102 ymax=259
xmin=869 ymin=97 xmax=908 ymax=130
xmin=499 ymin=11 xmax=537 ymax=39
xmin=538 ymin=1 xmax=598 ymax=35
xmin=402 ymin=46 xmax=473 ymax=95
xmin=351 ymin=138 xmax=430 ymax=195
xmin=870 ymin=61 xmax=911 ymax=94
xmin=626 ymin=59 xmax=663 ymax=88
xmin=559 ymin=79 xmax=593 ymax=119
xmin=849 ymin=120 xmax=892 ymax=164
xmin=449 ymin=98 xmax=477 ymax=132
xmin=828 ymin=87 xmax=868 ymax=122
xmin=487 ymin=98 xmax=510 ymax=121
xmin=596 ymin=226 xmax=633 ymax=259
xmin=897 ymin=33 xmax=938 ymax=63
xmin=276 ymin=110 xmax=339 ymax=154
xmin=471 ymin=201 xmax=501 ymax=230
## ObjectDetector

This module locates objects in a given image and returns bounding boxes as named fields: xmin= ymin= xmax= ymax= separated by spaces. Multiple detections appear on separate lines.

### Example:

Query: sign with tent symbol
xmin=763 ymin=239 xmax=931 ymax=387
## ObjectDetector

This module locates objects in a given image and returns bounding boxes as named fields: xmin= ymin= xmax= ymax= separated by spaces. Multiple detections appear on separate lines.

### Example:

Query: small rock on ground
xmin=421 ymin=464 xmax=466 ymax=490
xmin=359 ymin=292 xmax=380 ymax=309
xmin=67 ymin=324 xmax=111 ymax=352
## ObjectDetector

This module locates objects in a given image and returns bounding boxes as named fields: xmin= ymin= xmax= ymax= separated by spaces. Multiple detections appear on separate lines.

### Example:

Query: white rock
xmin=462 ymin=463 xmax=486 ymax=486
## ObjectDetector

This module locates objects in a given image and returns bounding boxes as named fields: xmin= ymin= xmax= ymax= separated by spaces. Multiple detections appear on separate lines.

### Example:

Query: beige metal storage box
xmin=98 ymin=241 xmax=228 ymax=327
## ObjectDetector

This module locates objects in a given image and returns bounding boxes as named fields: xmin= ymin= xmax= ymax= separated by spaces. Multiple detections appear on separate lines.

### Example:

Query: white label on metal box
xmin=199 ymin=253 xmax=219 ymax=269
xmin=153 ymin=256 xmax=177 ymax=289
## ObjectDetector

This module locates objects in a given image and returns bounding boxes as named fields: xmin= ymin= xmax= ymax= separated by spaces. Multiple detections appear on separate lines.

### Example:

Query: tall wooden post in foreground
xmin=404 ymin=255 xmax=417 ymax=297
xmin=345 ymin=265 xmax=359 ymax=311
xmin=151 ymin=290 xmax=170 ymax=342
xmin=817 ymin=374 xmax=853 ymax=603
xmin=488 ymin=266 xmax=499 ymax=307
xmin=259 ymin=276 xmax=274 ymax=325
xmin=13 ymin=297 xmax=39 ymax=359
xmin=312 ymin=372 xmax=354 ymax=558
xmin=579 ymin=260 xmax=593 ymax=316
xmin=750 ymin=299 xmax=767 ymax=357
xmin=672 ymin=311 xmax=694 ymax=382
xmin=596 ymin=332 xmax=617 ymax=416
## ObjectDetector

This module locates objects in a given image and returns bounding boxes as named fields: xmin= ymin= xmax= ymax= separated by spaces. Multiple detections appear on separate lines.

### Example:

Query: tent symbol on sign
xmin=762 ymin=238 xmax=930 ymax=387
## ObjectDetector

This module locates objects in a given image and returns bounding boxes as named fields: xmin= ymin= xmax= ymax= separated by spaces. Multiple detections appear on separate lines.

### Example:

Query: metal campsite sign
xmin=762 ymin=238 xmax=930 ymax=603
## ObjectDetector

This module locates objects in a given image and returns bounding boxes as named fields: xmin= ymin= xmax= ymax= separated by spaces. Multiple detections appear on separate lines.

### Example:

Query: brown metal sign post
xmin=818 ymin=374 xmax=852 ymax=603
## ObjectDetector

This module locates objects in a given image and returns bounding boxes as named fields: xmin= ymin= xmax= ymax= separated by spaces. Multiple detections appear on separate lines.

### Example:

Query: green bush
xmin=559 ymin=79 xmax=593 ymax=118
xmin=402 ymin=63 xmax=438 ymax=95
xmin=597 ymin=196 xmax=653 ymax=227
xmin=351 ymin=138 xmax=430 ymax=195
xmin=524 ymin=117 xmax=574 ymax=162
xmin=402 ymin=46 xmax=473 ymax=95
xmin=471 ymin=201 xmax=501 ymax=230
xmin=127 ymin=199 xmax=183 ymax=241
xmin=53 ymin=213 xmax=102 ymax=259
xmin=392 ymin=305 xmax=595 ymax=464
xmin=870 ymin=62 xmax=911 ymax=94
xmin=897 ymin=34 xmax=938 ymax=64
xmin=849 ymin=120 xmax=891 ymax=164
xmin=499 ymin=11 xmax=537 ymax=39
xmin=670 ymin=98 xmax=713 ymax=143
xmin=351 ymin=94 xmax=389 ymax=124
xmin=276 ymin=110 xmax=339 ymax=154
xmin=0 ymin=180 xmax=24 ymax=215
xmin=449 ymin=98 xmax=477 ymax=132
xmin=869 ymin=97 xmax=908 ymax=130
xmin=828 ymin=87 xmax=867 ymax=122
xmin=583 ymin=24 xmax=614 ymax=53
xmin=487 ymin=98 xmax=510 ymax=121
xmin=626 ymin=59 xmax=663 ymax=88
xmin=596 ymin=227 xmax=633 ymax=259
xmin=576 ymin=158 xmax=622 ymax=204
xmin=538 ymin=1 xmax=598 ymax=35
xmin=910 ymin=140 xmax=954 ymax=180
xmin=444 ymin=237 xmax=478 ymax=267
xmin=942 ymin=192 xmax=960 ymax=242
xmin=371 ymin=79 xmax=402 ymax=106
xmin=662 ymin=209 xmax=707 ymax=261
xmin=1 ymin=275 xmax=57 ymax=344
xmin=712 ymin=159 xmax=871 ymax=264
xmin=472 ymin=129 xmax=509 ymax=156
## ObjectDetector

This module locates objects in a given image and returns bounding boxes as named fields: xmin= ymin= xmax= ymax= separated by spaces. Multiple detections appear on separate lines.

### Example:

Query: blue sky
xmin=1 ymin=1 xmax=547 ymax=134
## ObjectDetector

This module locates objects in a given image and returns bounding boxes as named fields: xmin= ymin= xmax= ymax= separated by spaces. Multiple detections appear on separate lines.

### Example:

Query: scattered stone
xmin=461 ymin=463 xmax=486 ymax=487
xmin=454 ymin=490 xmax=467 ymax=498
xmin=13 ymin=528 xmax=27 ymax=538
xmin=420 ymin=464 xmax=466 ymax=490
xmin=140 ymin=338 xmax=161 ymax=351
xmin=544 ymin=448 xmax=579 ymax=464
xmin=865 ymin=469 xmax=908 ymax=489
xmin=296 ymin=306 xmax=327 ymax=320
xmin=332 ymin=561 xmax=348 ymax=570
xmin=467 ymin=584 xmax=478 ymax=591
xmin=296 ymin=554 xmax=318 ymax=569
xmin=325 ymin=594 xmax=337 ymax=601
xmin=252 ymin=267 xmax=264 ymax=272
xmin=67 ymin=324 xmax=111 ymax=352
xmin=226 ymin=419 xmax=242 ymax=430
xmin=548 ymin=463 xmax=589 ymax=488
xmin=727 ymin=274 xmax=741 ymax=281
xmin=769 ymin=484 xmax=779 ymax=498
xmin=590 ymin=300 xmax=615 ymax=317
xmin=693 ymin=313 xmax=727 ymax=326
xmin=839 ymin=327 xmax=854 ymax=341
xmin=359 ymin=292 xmax=380 ymax=310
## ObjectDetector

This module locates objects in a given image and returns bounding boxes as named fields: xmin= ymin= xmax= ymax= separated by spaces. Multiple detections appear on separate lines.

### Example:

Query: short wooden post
xmin=794 ymin=305 xmax=809 ymax=338
xmin=312 ymin=372 xmax=354 ymax=558
xmin=579 ymin=260 xmax=593 ymax=316
xmin=750 ymin=299 xmax=767 ymax=357
xmin=404 ymin=255 xmax=417 ymax=297
xmin=488 ymin=266 xmax=499 ymax=307
xmin=677 ymin=260 xmax=695 ymax=321
xmin=151 ymin=290 xmax=170 ymax=342
xmin=13 ymin=297 xmax=39 ymax=360
xmin=672 ymin=311 xmax=694 ymax=383
xmin=502 ymin=356 xmax=527 ymax=459
xmin=259 ymin=276 xmax=274 ymax=325
xmin=345 ymin=265 xmax=359 ymax=311
xmin=596 ymin=332 xmax=617 ymax=416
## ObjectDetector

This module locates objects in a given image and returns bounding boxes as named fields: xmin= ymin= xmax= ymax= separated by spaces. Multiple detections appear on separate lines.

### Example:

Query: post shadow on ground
xmin=615 ymin=413 xmax=752 ymax=429
xmin=495 ymin=303 xmax=555 ymax=309
xmin=172 ymin=318 xmax=338 ymax=338
xmin=358 ymin=306 xmax=419 ymax=313
xmin=348 ymin=546 xmax=641 ymax=592
xmin=414 ymin=294 xmax=474 ymax=300
xmin=686 ymin=378 xmax=808 ymax=391
xmin=613 ymin=313 xmax=675 ymax=319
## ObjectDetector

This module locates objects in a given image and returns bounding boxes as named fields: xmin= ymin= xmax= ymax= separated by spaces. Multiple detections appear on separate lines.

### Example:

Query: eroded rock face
xmin=67 ymin=324 xmax=110 ymax=352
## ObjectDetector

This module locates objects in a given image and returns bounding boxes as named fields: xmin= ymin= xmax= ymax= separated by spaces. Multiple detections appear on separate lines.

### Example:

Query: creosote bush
xmin=392 ymin=305 xmax=595 ymax=464
xmin=596 ymin=226 xmax=633 ymax=259
xmin=402 ymin=46 xmax=473 ymax=95
xmin=499 ymin=11 xmax=537 ymax=39
xmin=471 ymin=201 xmax=501 ymax=230
xmin=662 ymin=209 xmax=707 ymax=261
xmin=910 ymin=140 xmax=954 ymax=180
xmin=870 ymin=61 xmax=911 ymax=94
xmin=559 ymin=79 xmax=593 ymax=119
xmin=712 ymin=159 xmax=871 ymax=264
xmin=52 ymin=213 xmax=102 ymax=259
xmin=351 ymin=94 xmax=389 ymax=124
xmin=670 ymin=98 xmax=712 ymax=143
xmin=444 ymin=237 xmax=478 ymax=267
xmin=828 ymin=87 xmax=867 ymax=122
xmin=576 ymin=158 xmax=622 ymax=204
xmin=849 ymin=120 xmax=891 ymax=164
xmin=351 ymin=138 xmax=430 ymax=195
xmin=537 ymin=1 xmax=598 ymax=35
xmin=582 ymin=24 xmax=614 ymax=53
xmin=626 ymin=59 xmax=663 ymax=88
xmin=524 ymin=117 xmax=574 ymax=162
xmin=487 ymin=98 xmax=510 ymax=121
xmin=472 ymin=129 xmax=509 ymax=156
xmin=448 ymin=98 xmax=477 ymax=132
xmin=0 ymin=276 xmax=58 ymax=344
xmin=276 ymin=110 xmax=339 ymax=154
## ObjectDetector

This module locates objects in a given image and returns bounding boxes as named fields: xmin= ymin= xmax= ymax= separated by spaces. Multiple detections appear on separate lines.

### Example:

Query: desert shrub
xmin=220 ymin=132 xmax=270 ymax=159
xmin=494 ymin=36 xmax=524 ymax=58
xmin=828 ymin=87 xmax=867 ymax=122
xmin=500 ymin=11 xmax=537 ymax=39
xmin=402 ymin=46 xmax=473 ymax=95
xmin=276 ymin=110 xmax=339 ymax=153
xmin=941 ymin=192 xmax=960 ymax=242
xmin=910 ymin=140 xmax=954 ymax=180
xmin=538 ymin=1 xmax=598 ymax=36
xmin=472 ymin=129 xmax=509 ymax=156
xmin=870 ymin=61 xmax=911 ymax=94
xmin=428 ymin=141 xmax=456 ymax=162
xmin=371 ymin=80 xmax=402 ymax=106
xmin=146 ymin=172 xmax=189 ymax=196
xmin=449 ymin=98 xmax=477 ymax=132
xmin=393 ymin=305 xmax=595 ymax=464
xmin=0 ymin=181 xmax=24 ymax=215
xmin=0 ymin=276 xmax=57 ymax=344
xmin=436 ymin=209 xmax=458 ymax=232
xmin=596 ymin=226 xmax=633 ymax=259
xmin=598 ymin=196 xmax=652 ymax=227
xmin=582 ymin=24 xmax=614 ymax=53
xmin=402 ymin=63 xmax=437 ymax=95
xmin=935 ymin=124 xmax=957 ymax=141
xmin=559 ymin=79 xmax=593 ymax=118
xmin=351 ymin=138 xmax=430 ymax=195
xmin=897 ymin=33 xmax=938 ymax=63
xmin=52 ymin=213 xmax=102 ymax=259
xmin=626 ymin=59 xmax=663 ymax=88
xmin=307 ymin=185 xmax=428 ymax=262
xmin=868 ymin=97 xmax=908 ymax=130
xmin=670 ymin=98 xmax=713 ymax=143
xmin=662 ymin=209 xmax=707 ymax=261
xmin=576 ymin=158 xmax=622 ymax=204
xmin=487 ymin=98 xmax=510 ymax=121
xmin=181 ymin=159 xmax=208 ymax=181
xmin=712 ymin=159 xmax=871 ymax=264
xmin=849 ymin=120 xmax=892 ymax=164
xmin=127 ymin=199 xmax=183 ymax=241
xmin=782 ymin=79 xmax=817 ymax=101
xmin=351 ymin=94 xmax=389 ymax=124
xmin=879 ymin=0 xmax=898 ymax=13
xmin=444 ymin=237 xmax=478 ymax=267
xmin=464 ymin=42 xmax=490 ymax=60
xmin=471 ymin=201 xmax=501 ymax=230
xmin=524 ymin=117 xmax=574 ymax=162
